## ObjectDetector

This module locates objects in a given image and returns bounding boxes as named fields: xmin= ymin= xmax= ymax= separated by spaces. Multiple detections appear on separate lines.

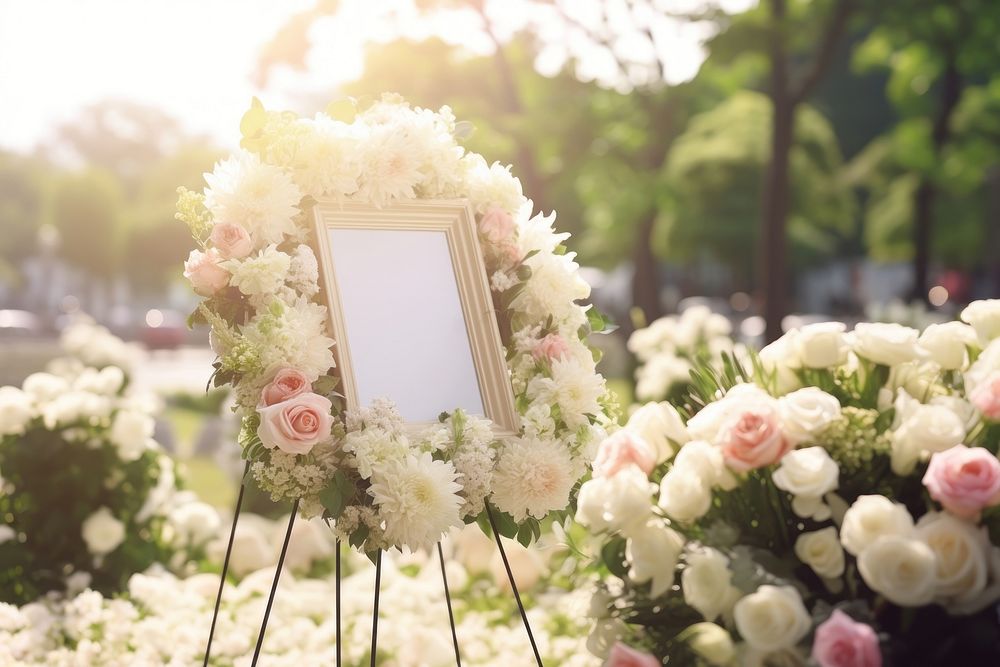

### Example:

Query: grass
xmin=162 ymin=406 xmax=236 ymax=508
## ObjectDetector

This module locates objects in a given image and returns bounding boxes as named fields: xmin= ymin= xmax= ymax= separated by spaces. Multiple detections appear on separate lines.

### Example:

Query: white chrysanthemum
xmin=287 ymin=244 xmax=319 ymax=296
xmin=513 ymin=251 xmax=591 ymax=326
xmin=354 ymin=125 xmax=424 ymax=207
xmin=491 ymin=438 xmax=575 ymax=522
xmin=271 ymin=114 xmax=362 ymax=198
xmin=41 ymin=391 xmax=112 ymax=430
xmin=461 ymin=153 xmax=523 ymax=216
xmin=225 ymin=245 xmax=290 ymax=296
xmin=21 ymin=372 xmax=71 ymax=404
xmin=368 ymin=452 xmax=463 ymax=551
xmin=204 ymin=151 xmax=301 ymax=247
xmin=244 ymin=297 xmax=336 ymax=382
xmin=527 ymin=358 xmax=606 ymax=430
xmin=343 ymin=429 xmax=411 ymax=479
xmin=109 ymin=409 xmax=155 ymax=462
xmin=517 ymin=208 xmax=569 ymax=256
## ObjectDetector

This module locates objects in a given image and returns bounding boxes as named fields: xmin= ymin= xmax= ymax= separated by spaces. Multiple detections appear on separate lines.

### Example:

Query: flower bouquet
xmin=627 ymin=306 xmax=738 ymax=404
xmin=580 ymin=301 xmax=1000 ymax=666
xmin=177 ymin=95 xmax=616 ymax=555
xmin=0 ymin=321 xmax=186 ymax=604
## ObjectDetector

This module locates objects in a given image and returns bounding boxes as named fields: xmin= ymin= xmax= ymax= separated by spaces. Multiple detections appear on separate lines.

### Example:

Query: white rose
xmin=587 ymin=618 xmax=627 ymax=659
xmin=915 ymin=511 xmax=989 ymax=608
xmin=683 ymin=622 xmax=736 ymax=666
xmin=852 ymin=322 xmax=923 ymax=366
xmin=840 ymin=495 xmax=914 ymax=556
xmin=794 ymin=527 xmax=845 ymax=579
xmin=683 ymin=547 xmax=741 ymax=621
xmin=778 ymin=388 xmax=841 ymax=444
xmin=949 ymin=546 xmax=1000 ymax=616
xmin=961 ymin=299 xmax=1000 ymax=342
xmin=659 ymin=467 xmax=712 ymax=523
xmin=626 ymin=520 xmax=685 ymax=597
xmin=81 ymin=507 xmax=126 ymax=556
xmin=857 ymin=535 xmax=937 ymax=606
xmin=733 ymin=585 xmax=810 ymax=652
xmin=575 ymin=466 xmax=652 ymax=533
xmin=759 ymin=331 xmax=803 ymax=396
xmin=21 ymin=372 xmax=70 ymax=403
xmin=772 ymin=447 xmax=839 ymax=520
xmin=0 ymin=387 xmax=35 ymax=437
xmin=795 ymin=322 xmax=849 ymax=368
xmin=929 ymin=395 xmax=980 ymax=432
xmin=890 ymin=390 xmax=966 ymax=475
xmin=919 ymin=322 xmax=978 ymax=370
xmin=109 ymin=409 xmax=155 ymax=462
xmin=626 ymin=402 xmax=690 ymax=462
xmin=673 ymin=440 xmax=736 ymax=491
xmin=965 ymin=338 xmax=1000 ymax=394
xmin=887 ymin=361 xmax=941 ymax=401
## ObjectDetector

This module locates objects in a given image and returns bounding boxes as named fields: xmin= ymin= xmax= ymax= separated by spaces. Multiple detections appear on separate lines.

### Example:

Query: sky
xmin=0 ymin=0 xmax=754 ymax=154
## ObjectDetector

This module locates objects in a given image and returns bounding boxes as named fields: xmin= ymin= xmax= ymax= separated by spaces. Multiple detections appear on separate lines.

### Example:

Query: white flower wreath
xmin=177 ymin=94 xmax=617 ymax=553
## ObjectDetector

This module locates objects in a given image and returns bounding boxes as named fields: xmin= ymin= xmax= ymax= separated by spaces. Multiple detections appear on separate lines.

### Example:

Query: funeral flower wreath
xmin=177 ymin=95 xmax=616 ymax=553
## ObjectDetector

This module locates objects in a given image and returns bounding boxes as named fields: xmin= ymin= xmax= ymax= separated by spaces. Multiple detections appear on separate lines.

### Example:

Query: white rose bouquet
xmin=628 ymin=305 xmax=740 ymax=404
xmin=177 ymin=95 xmax=616 ymax=554
xmin=580 ymin=300 xmax=1000 ymax=666
xmin=0 ymin=323 xmax=184 ymax=604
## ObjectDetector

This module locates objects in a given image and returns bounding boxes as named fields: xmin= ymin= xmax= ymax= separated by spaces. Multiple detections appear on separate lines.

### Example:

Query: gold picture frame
xmin=311 ymin=199 xmax=519 ymax=436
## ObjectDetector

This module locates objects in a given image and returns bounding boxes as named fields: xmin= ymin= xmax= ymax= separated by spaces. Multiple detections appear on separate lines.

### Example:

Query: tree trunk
xmin=910 ymin=58 xmax=962 ymax=302
xmin=631 ymin=213 xmax=662 ymax=324
xmin=760 ymin=0 xmax=794 ymax=343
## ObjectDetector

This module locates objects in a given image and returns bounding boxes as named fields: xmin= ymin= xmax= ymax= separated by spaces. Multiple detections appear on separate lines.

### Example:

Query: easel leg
xmin=370 ymin=550 xmax=382 ymax=667
xmin=486 ymin=506 xmax=544 ymax=666
xmin=203 ymin=460 xmax=251 ymax=667
xmin=336 ymin=538 xmax=342 ymax=667
xmin=438 ymin=541 xmax=462 ymax=666
xmin=250 ymin=497 xmax=300 ymax=666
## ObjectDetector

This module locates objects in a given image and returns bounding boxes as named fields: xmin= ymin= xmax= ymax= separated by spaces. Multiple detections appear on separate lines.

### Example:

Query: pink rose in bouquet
xmin=605 ymin=642 xmax=660 ymax=667
xmin=923 ymin=444 xmax=1000 ymax=518
xmin=260 ymin=368 xmax=312 ymax=407
xmin=971 ymin=373 xmax=1000 ymax=421
xmin=257 ymin=392 xmax=333 ymax=455
xmin=812 ymin=610 xmax=881 ymax=667
xmin=183 ymin=248 xmax=229 ymax=296
xmin=594 ymin=430 xmax=656 ymax=478
xmin=532 ymin=333 xmax=570 ymax=363
xmin=209 ymin=222 xmax=253 ymax=259
xmin=720 ymin=407 xmax=790 ymax=472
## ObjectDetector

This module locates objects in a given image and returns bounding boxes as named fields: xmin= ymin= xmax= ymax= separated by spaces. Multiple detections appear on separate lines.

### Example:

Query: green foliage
xmin=0 ymin=429 xmax=174 ymax=604
xmin=659 ymin=91 xmax=855 ymax=288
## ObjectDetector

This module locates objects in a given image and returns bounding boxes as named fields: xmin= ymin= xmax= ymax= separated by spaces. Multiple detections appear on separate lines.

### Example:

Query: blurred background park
xmin=2 ymin=0 xmax=999 ymax=506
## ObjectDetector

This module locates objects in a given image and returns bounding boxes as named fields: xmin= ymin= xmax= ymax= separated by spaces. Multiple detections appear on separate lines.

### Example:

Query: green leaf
xmin=326 ymin=98 xmax=357 ymax=123
xmin=349 ymin=524 xmax=369 ymax=549
xmin=319 ymin=483 xmax=345 ymax=519
xmin=240 ymin=97 xmax=266 ymax=138
xmin=516 ymin=522 xmax=533 ymax=547
xmin=601 ymin=537 xmax=628 ymax=579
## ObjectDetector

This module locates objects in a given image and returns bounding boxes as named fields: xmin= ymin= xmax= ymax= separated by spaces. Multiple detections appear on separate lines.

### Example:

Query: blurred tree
xmin=48 ymin=100 xmax=188 ymax=195
xmin=853 ymin=0 xmax=1000 ymax=301
xmin=0 ymin=152 xmax=46 ymax=288
xmin=658 ymin=91 xmax=854 ymax=291
xmin=51 ymin=169 xmax=125 ymax=310
xmin=125 ymin=144 xmax=222 ymax=295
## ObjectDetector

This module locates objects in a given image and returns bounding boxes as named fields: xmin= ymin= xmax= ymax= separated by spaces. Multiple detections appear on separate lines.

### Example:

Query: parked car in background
xmin=139 ymin=309 xmax=187 ymax=350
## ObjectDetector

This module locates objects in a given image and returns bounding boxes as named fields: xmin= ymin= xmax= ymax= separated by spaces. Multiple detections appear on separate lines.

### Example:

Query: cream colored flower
xmin=733 ymin=585 xmax=810 ymax=652
xmin=857 ymin=535 xmax=937 ymax=606
xmin=795 ymin=527 xmax=845 ymax=579
xmin=840 ymin=495 xmax=914 ymax=557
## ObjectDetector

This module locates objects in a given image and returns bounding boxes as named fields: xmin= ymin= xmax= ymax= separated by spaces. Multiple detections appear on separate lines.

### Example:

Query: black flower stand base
xmin=201 ymin=480 xmax=543 ymax=667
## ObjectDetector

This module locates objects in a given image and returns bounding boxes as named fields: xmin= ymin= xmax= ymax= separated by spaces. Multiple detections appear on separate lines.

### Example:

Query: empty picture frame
xmin=312 ymin=199 xmax=519 ymax=435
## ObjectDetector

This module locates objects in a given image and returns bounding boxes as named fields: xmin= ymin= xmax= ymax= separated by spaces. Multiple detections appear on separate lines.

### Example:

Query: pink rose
xmin=720 ymin=407 xmax=790 ymax=472
xmin=922 ymin=444 xmax=1000 ymax=518
xmin=257 ymin=392 xmax=333 ymax=456
xmin=260 ymin=368 xmax=312 ymax=407
xmin=971 ymin=373 xmax=1000 ymax=421
xmin=209 ymin=222 xmax=253 ymax=259
xmin=605 ymin=642 xmax=660 ymax=667
xmin=812 ymin=610 xmax=881 ymax=667
xmin=478 ymin=206 xmax=516 ymax=245
xmin=594 ymin=430 xmax=656 ymax=478
xmin=183 ymin=248 xmax=229 ymax=296
xmin=532 ymin=333 xmax=570 ymax=362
